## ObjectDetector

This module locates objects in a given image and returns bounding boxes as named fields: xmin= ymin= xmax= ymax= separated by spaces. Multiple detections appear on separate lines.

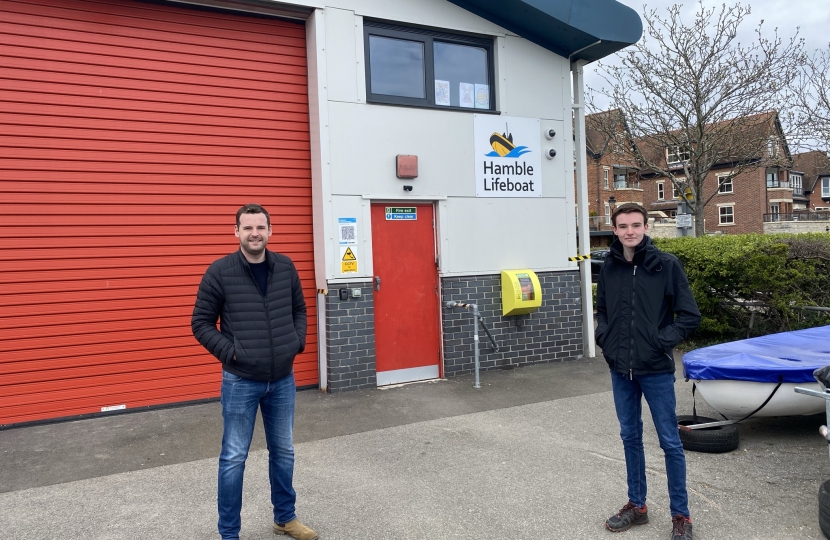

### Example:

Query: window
xmin=612 ymin=135 xmax=623 ymax=154
xmin=791 ymin=174 xmax=803 ymax=196
xmin=672 ymin=180 xmax=685 ymax=199
xmin=768 ymin=136 xmax=780 ymax=158
xmin=823 ymin=178 xmax=830 ymax=197
xmin=364 ymin=22 xmax=494 ymax=110
xmin=604 ymin=203 xmax=611 ymax=225
xmin=766 ymin=170 xmax=788 ymax=188
xmin=719 ymin=205 xmax=734 ymax=225
xmin=718 ymin=175 xmax=733 ymax=194
xmin=657 ymin=182 xmax=665 ymax=200
xmin=667 ymin=145 xmax=690 ymax=165
xmin=603 ymin=168 xmax=609 ymax=189
xmin=770 ymin=203 xmax=780 ymax=222
xmin=614 ymin=172 xmax=627 ymax=189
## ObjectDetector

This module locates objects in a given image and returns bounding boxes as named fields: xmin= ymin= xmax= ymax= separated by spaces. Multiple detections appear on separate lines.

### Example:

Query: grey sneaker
xmin=671 ymin=515 xmax=693 ymax=540
xmin=605 ymin=501 xmax=649 ymax=532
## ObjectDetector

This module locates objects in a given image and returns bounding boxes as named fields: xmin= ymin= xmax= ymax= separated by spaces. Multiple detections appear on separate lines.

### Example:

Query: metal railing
xmin=613 ymin=180 xmax=641 ymax=189
xmin=763 ymin=212 xmax=830 ymax=223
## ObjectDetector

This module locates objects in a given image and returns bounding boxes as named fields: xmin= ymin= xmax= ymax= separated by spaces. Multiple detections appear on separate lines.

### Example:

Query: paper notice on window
xmin=474 ymin=84 xmax=489 ymax=109
xmin=435 ymin=80 xmax=450 ymax=106
xmin=459 ymin=82 xmax=474 ymax=108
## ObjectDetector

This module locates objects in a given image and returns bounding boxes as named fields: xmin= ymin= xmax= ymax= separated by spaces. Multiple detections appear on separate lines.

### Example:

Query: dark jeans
xmin=610 ymin=370 xmax=689 ymax=518
xmin=218 ymin=370 xmax=296 ymax=540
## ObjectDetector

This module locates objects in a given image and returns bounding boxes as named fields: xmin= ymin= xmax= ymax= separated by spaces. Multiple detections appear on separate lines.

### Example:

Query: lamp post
xmin=608 ymin=195 xmax=616 ymax=232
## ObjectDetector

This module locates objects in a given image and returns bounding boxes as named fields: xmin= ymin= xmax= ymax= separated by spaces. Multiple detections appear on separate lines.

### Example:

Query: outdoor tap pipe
xmin=445 ymin=301 xmax=499 ymax=389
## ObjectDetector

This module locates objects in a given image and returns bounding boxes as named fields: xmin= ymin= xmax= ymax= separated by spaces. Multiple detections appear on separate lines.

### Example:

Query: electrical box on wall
xmin=500 ymin=269 xmax=542 ymax=316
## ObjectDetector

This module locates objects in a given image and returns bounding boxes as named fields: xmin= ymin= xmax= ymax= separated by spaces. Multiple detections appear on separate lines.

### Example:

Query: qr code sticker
xmin=340 ymin=225 xmax=356 ymax=242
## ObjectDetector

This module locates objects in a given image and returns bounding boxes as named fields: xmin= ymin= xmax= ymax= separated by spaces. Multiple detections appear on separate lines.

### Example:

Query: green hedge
xmin=652 ymin=233 xmax=830 ymax=340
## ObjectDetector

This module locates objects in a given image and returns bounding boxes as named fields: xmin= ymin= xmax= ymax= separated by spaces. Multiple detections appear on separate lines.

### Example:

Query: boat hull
xmin=693 ymin=379 xmax=825 ymax=419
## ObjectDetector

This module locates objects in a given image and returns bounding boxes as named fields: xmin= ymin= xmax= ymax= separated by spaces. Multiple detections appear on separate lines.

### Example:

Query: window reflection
xmin=369 ymin=36 xmax=425 ymax=98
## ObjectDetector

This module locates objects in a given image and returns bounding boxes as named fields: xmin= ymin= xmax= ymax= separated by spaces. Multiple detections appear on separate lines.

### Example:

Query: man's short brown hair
xmin=236 ymin=203 xmax=271 ymax=228
xmin=611 ymin=203 xmax=648 ymax=227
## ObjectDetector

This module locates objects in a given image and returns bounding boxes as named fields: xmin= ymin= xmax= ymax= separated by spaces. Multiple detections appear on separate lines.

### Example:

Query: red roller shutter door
xmin=0 ymin=0 xmax=317 ymax=426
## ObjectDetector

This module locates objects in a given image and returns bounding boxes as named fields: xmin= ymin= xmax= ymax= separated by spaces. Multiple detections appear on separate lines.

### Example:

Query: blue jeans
xmin=610 ymin=370 xmax=689 ymax=518
xmin=218 ymin=370 xmax=297 ymax=540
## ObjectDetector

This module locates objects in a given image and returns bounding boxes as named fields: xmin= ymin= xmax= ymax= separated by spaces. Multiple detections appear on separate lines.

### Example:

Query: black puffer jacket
xmin=191 ymin=249 xmax=307 ymax=382
xmin=595 ymin=236 xmax=700 ymax=376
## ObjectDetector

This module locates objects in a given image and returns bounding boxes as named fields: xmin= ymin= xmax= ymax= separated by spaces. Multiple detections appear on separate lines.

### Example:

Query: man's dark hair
xmin=611 ymin=203 xmax=648 ymax=227
xmin=236 ymin=203 xmax=270 ymax=228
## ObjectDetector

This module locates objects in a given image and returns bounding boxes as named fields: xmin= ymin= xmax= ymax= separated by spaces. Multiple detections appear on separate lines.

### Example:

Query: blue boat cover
xmin=683 ymin=325 xmax=830 ymax=383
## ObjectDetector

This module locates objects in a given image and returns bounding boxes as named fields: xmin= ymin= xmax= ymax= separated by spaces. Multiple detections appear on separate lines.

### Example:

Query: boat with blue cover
xmin=683 ymin=325 xmax=830 ymax=419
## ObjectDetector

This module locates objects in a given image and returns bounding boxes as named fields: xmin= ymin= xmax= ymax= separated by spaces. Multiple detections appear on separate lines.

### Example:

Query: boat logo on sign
xmin=486 ymin=124 xmax=531 ymax=158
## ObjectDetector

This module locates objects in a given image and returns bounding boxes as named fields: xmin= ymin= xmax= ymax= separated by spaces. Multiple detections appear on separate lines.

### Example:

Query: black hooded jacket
xmin=595 ymin=236 xmax=700 ymax=376
xmin=191 ymin=249 xmax=307 ymax=382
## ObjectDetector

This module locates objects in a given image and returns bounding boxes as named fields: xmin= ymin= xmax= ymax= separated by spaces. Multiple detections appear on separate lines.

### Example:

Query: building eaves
xmin=447 ymin=0 xmax=642 ymax=63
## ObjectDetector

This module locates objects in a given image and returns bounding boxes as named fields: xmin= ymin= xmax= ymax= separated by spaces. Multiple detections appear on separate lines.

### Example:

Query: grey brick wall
xmin=441 ymin=271 xmax=583 ymax=377
xmin=324 ymin=283 xmax=376 ymax=392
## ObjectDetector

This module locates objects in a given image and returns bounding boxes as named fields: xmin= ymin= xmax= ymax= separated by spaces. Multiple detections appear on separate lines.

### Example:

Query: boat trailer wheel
xmin=676 ymin=415 xmax=739 ymax=453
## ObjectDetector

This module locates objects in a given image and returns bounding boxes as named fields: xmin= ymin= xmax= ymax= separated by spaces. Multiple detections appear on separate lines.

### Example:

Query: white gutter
xmin=571 ymin=59 xmax=597 ymax=358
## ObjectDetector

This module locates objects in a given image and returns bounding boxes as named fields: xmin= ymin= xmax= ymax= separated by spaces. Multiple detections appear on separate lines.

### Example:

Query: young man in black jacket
xmin=595 ymin=203 xmax=701 ymax=540
xmin=192 ymin=204 xmax=317 ymax=540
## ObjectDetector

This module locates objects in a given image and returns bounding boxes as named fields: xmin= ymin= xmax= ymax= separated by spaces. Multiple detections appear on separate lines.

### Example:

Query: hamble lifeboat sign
xmin=474 ymin=115 xmax=542 ymax=197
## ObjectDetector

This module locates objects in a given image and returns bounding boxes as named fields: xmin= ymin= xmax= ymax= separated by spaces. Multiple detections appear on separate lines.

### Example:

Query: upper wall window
xmin=364 ymin=21 xmax=495 ymax=110
xmin=666 ymin=145 xmax=690 ymax=165
xmin=718 ymin=175 xmax=733 ymax=193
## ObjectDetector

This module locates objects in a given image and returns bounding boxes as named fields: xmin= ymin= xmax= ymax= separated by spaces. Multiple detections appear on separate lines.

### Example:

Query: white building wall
xmin=302 ymin=1 xmax=577 ymax=283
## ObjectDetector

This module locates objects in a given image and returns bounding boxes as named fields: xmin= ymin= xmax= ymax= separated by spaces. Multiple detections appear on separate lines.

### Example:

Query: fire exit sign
xmin=385 ymin=207 xmax=417 ymax=220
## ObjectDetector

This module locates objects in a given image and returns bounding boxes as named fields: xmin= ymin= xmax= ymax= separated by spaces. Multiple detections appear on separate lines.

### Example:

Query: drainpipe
xmin=571 ymin=59 xmax=597 ymax=358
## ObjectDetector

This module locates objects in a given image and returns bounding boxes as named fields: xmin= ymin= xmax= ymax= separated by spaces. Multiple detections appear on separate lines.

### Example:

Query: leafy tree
xmin=588 ymin=2 xmax=804 ymax=237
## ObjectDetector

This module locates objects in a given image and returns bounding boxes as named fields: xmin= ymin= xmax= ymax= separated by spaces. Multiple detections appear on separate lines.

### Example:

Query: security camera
xmin=545 ymin=148 xmax=557 ymax=159
xmin=403 ymin=185 xmax=413 ymax=192
xmin=544 ymin=129 xmax=556 ymax=140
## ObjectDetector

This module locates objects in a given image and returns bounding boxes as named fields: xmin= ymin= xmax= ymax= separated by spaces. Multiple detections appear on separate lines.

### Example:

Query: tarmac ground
xmin=2 ymin=354 xmax=830 ymax=539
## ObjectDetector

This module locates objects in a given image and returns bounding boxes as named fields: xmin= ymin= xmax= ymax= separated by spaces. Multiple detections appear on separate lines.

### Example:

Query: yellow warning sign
xmin=340 ymin=246 xmax=357 ymax=273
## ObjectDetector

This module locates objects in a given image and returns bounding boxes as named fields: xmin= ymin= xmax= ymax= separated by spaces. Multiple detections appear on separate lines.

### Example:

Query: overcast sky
xmin=585 ymin=0 xmax=830 ymax=105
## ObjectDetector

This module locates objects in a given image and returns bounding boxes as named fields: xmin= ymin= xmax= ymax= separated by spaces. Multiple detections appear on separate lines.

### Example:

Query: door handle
xmin=374 ymin=276 xmax=381 ymax=291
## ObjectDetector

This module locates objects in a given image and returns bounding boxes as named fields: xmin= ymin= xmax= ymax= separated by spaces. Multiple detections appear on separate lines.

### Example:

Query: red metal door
xmin=371 ymin=203 xmax=441 ymax=385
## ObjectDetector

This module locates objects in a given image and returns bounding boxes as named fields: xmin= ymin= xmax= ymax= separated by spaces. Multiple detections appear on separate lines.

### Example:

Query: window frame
xmin=718 ymin=174 xmax=733 ymax=194
xmin=666 ymin=145 xmax=690 ymax=165
xmin=363 ymin=21 xmax=496 ymax=111
xmin=657 ymin=182 xmax=665 ymax=201
xmin=719 ymin=205 xmax=735 ymax=225
xmin=791 ymin=174 xmax=802 ymax=195
xmin=822 ymin=178 xmax=830 ymax=197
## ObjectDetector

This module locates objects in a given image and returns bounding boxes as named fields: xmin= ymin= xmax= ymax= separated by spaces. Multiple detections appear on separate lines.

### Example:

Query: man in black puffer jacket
xmin=596 ymin=203 xmax=700 ymax=540
xmin=192 ymin=203 xmax=317 ymax=540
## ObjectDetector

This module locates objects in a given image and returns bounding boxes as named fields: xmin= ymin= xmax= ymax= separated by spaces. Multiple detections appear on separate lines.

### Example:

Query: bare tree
xmin=791 ymin=45 xmax=830 ymax=151
xmin=588 ymin=2 xmax=804 ymax=237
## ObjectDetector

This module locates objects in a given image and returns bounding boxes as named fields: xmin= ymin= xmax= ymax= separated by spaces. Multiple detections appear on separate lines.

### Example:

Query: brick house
xmin=634 ymin=112 xmax=800 ymax=235
xmin=793 ymin=151 xmax=830 ymax=212
xmin=583 ymin=110 xmax=642 ymax=246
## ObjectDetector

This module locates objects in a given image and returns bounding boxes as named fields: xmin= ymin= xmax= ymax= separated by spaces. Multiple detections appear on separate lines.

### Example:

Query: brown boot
xmin=273 ymin=518 xmax=318 ymax=540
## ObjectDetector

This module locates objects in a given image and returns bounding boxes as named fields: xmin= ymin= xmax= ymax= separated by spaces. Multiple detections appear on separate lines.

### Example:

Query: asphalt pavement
xmin=1 ymin=354 xmax=829 ymax=539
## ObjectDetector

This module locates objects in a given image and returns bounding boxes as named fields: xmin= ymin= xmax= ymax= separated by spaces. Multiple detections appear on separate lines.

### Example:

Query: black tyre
xmin=819 ymin=479 xmax=830 ymax=539
xmin=676 ymin=415 xmax=739 ymax=453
